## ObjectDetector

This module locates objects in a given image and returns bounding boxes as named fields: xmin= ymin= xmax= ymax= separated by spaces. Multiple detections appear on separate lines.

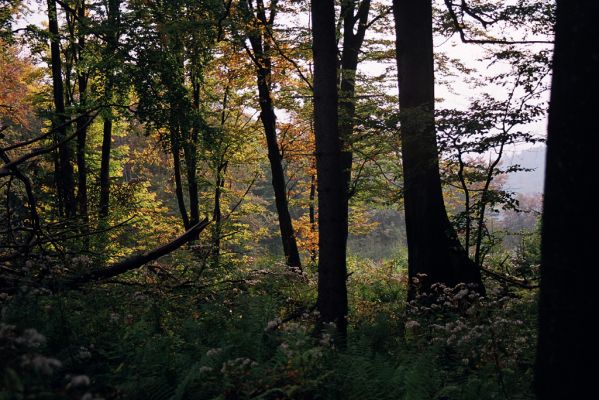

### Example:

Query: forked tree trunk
xmin=392 ymin=0 xmax=483 ymax=297
xmin=535 ymin=2 xmax=599 ymax=398
xmin=339 ymin=0 xmax=370 ymax=196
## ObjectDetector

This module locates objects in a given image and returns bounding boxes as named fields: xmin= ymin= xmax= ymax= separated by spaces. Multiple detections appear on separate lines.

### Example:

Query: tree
xmin=311 ymin=0 xmax=349 ymax=338
xmin=535 ymin=2 xmax=599 ymax=398
xmin=99 ymin=0 xmax=122 ymax=220
xmin=338 ymin=0 xmax=371 ymax=197
xmin=238 ymin=0 xmax=302 ymax=270
xmin=392 ymin=0 xmax=483 ymax=296
xmin=47 ymin=0 xmax=77 ymax=218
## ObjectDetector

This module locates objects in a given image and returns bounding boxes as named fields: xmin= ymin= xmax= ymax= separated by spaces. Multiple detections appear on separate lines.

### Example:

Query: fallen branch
xmin=480 ymin=264 xmax=538 ymax=289
xmin=65 ymin=218 xmax=210 ymax=288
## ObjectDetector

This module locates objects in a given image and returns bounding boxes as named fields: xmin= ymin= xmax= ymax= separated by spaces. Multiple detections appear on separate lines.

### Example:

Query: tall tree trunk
xmin=98 ymin=0 xmax=120 ymax=220
xmin=211 ymin=160 xmax=226 ymax=265
xmin=312 ymin=0 xmax=349 ymax=339
xmin=309 ymin=171 xmax=317 ymax=263
xmin=76 ymin=0 xmax=89 ymax=223
xmin=98 ymin=116 xmax=111 ymax=219
xmin=535 ymin=2 xmax=599 ymax=398
xmin=392 ymin=0 xmax=482 ymax=297
xmin=182 ymin=128 xmax=200 ymax=229
xmin=47 ymin=0 xmax=77 ymax=218
xmin=243 ymin=0 xmax=302 ymax=270
xmin=187 ymin=74 xmax=202 ymax=239
xmin=256 ymin=66 xmax=302 ymax=270
xmin=170 ymin=118 xmax=190 ymax=229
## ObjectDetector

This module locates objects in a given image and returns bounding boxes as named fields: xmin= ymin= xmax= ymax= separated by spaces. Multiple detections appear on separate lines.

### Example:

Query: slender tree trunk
xmin=47 ymin=0 xmax=77 ymax=218
xmin=187 ymin=75 xmax=202 ymax=239
xmin=98 ymin=116 xmax=112 ymax=219
xmin=312 ymin=0 xmax=349 ymax=339
xmin=98 ymin=0 xmax=120 ymax=220
xmin=256 ymin=66 xmax=302 ymax=270
xmin=182 ymin=130 xmax=199 ymax=229
xmin=392 ymin=0 xmax=482 ymax=297
xmin=76 ymin=0 xmax=89 ymax=223
xmin=211 ymin=160 xmax=226 ymax=265
xmin=309 ymin=171 xmax=317 ymax=263
xmin=535 ymin=2 xmax=599 ymax=398
xmin=243 ymin=1 xmax=302 ymax=270
xmin=171 ymin=120 xmax=190 ymax=229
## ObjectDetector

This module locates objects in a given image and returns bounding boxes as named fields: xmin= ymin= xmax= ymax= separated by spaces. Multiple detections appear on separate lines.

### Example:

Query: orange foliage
xmin=0 ymin=42 xmax=39 ymax=128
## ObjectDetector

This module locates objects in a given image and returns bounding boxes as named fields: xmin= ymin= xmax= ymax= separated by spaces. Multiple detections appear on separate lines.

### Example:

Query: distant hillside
xmin=504 ymin=146 xmax=546 ymax=194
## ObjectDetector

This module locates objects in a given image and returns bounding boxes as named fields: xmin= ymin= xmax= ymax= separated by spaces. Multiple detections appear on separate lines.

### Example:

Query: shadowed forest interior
xmin=1 ymin=0 xmax=597 ymax=399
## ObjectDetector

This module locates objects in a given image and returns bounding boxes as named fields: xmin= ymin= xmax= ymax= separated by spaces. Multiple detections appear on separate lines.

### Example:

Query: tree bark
xmin=182 ymin=128 xmax=200 ymax=229
xmin=535 ymin=2 xmax=599 ymax=398
xmin=392 ymin=0 xmax=482 ymax=297
xmin=76 ymin=0 xmax=89 ymax=222
xmin=98 ymin=116 xmax=112 ymax=219
xmin=243 ymin=0 xmax=302 ymax=270
xmin=98 ymin=0 xmax=120 ymax=220
xmin=312 ymin=0 xmax=349 ymax=338
xmin=170 ymin=123 xmax=190 ymax=229
xmin=309 ymin=171 xmax=317 ymax=263
xmin=47 ymin=0 xmax=77 ymax=218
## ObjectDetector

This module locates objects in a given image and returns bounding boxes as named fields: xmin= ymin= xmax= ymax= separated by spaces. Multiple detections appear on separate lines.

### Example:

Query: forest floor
xmin=1 ymin=256 xmax=537 ymax=399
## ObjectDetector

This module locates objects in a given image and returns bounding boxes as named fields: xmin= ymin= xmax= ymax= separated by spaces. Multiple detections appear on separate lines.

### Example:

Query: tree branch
xmin=65 ymin=218 xmax=210 ymax=287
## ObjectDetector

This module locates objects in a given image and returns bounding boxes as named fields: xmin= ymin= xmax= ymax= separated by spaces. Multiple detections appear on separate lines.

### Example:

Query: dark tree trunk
xmin=187 ymin=74 xmax=202 ymax=239
xmin=312 ymin=0 xmax=349 ymax=338
xmin=244 ymin=0 xmax=302 ymax=270
xmin=171 ymin=126 xmax=190 ymax=229
xmin=339 ymin=0 xmax=370 ymax=196
xmin=76 ymin=0 xmax=89 ymax=222
xmin=309 ymin=171 xmax=317 ymax=263
xmin=534 ymin=2 xmax=599 ymax=398
xmin=392 ymin=0 xmax=482 ymax=297
xmin=211 ymin=160 xmax=226 ymax=265
xmin=98 ymin=0 xmax=119 ymax=220
xmin=182 ymin=130 xmax=200 ymax=229
xmin=98 ymin=116 xmax=111 ymax=219
xmin=48 ymin=0 xmax=77 ymax=218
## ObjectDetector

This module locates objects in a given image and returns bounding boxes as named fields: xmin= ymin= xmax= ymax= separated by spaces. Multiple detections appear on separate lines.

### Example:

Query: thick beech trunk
xmin=535 ymin=2 xmax=599 ymax=398
xmin=312 ymin=0 xmax=349 ymax=338
xmin=393 ymin=0 xmax=482 ymax=297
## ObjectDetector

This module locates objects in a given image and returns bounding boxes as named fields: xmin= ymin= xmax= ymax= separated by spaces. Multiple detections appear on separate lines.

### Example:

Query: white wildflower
xmin=67 ymin=375 xmax=90 ymax=389
xmin=405 ymin=320 xmax=420 ymax=330
xmin=206 ymin=347 xmax=222 ymax=357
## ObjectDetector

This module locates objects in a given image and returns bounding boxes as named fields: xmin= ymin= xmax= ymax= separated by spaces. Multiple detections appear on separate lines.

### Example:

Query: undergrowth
xmin=1 ymin=257 xmax=537 ymax=399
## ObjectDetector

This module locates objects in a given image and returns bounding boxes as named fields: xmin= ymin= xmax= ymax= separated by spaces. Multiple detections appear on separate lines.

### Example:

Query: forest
xmin=0 ymin=0 xmax=596 ymax=398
